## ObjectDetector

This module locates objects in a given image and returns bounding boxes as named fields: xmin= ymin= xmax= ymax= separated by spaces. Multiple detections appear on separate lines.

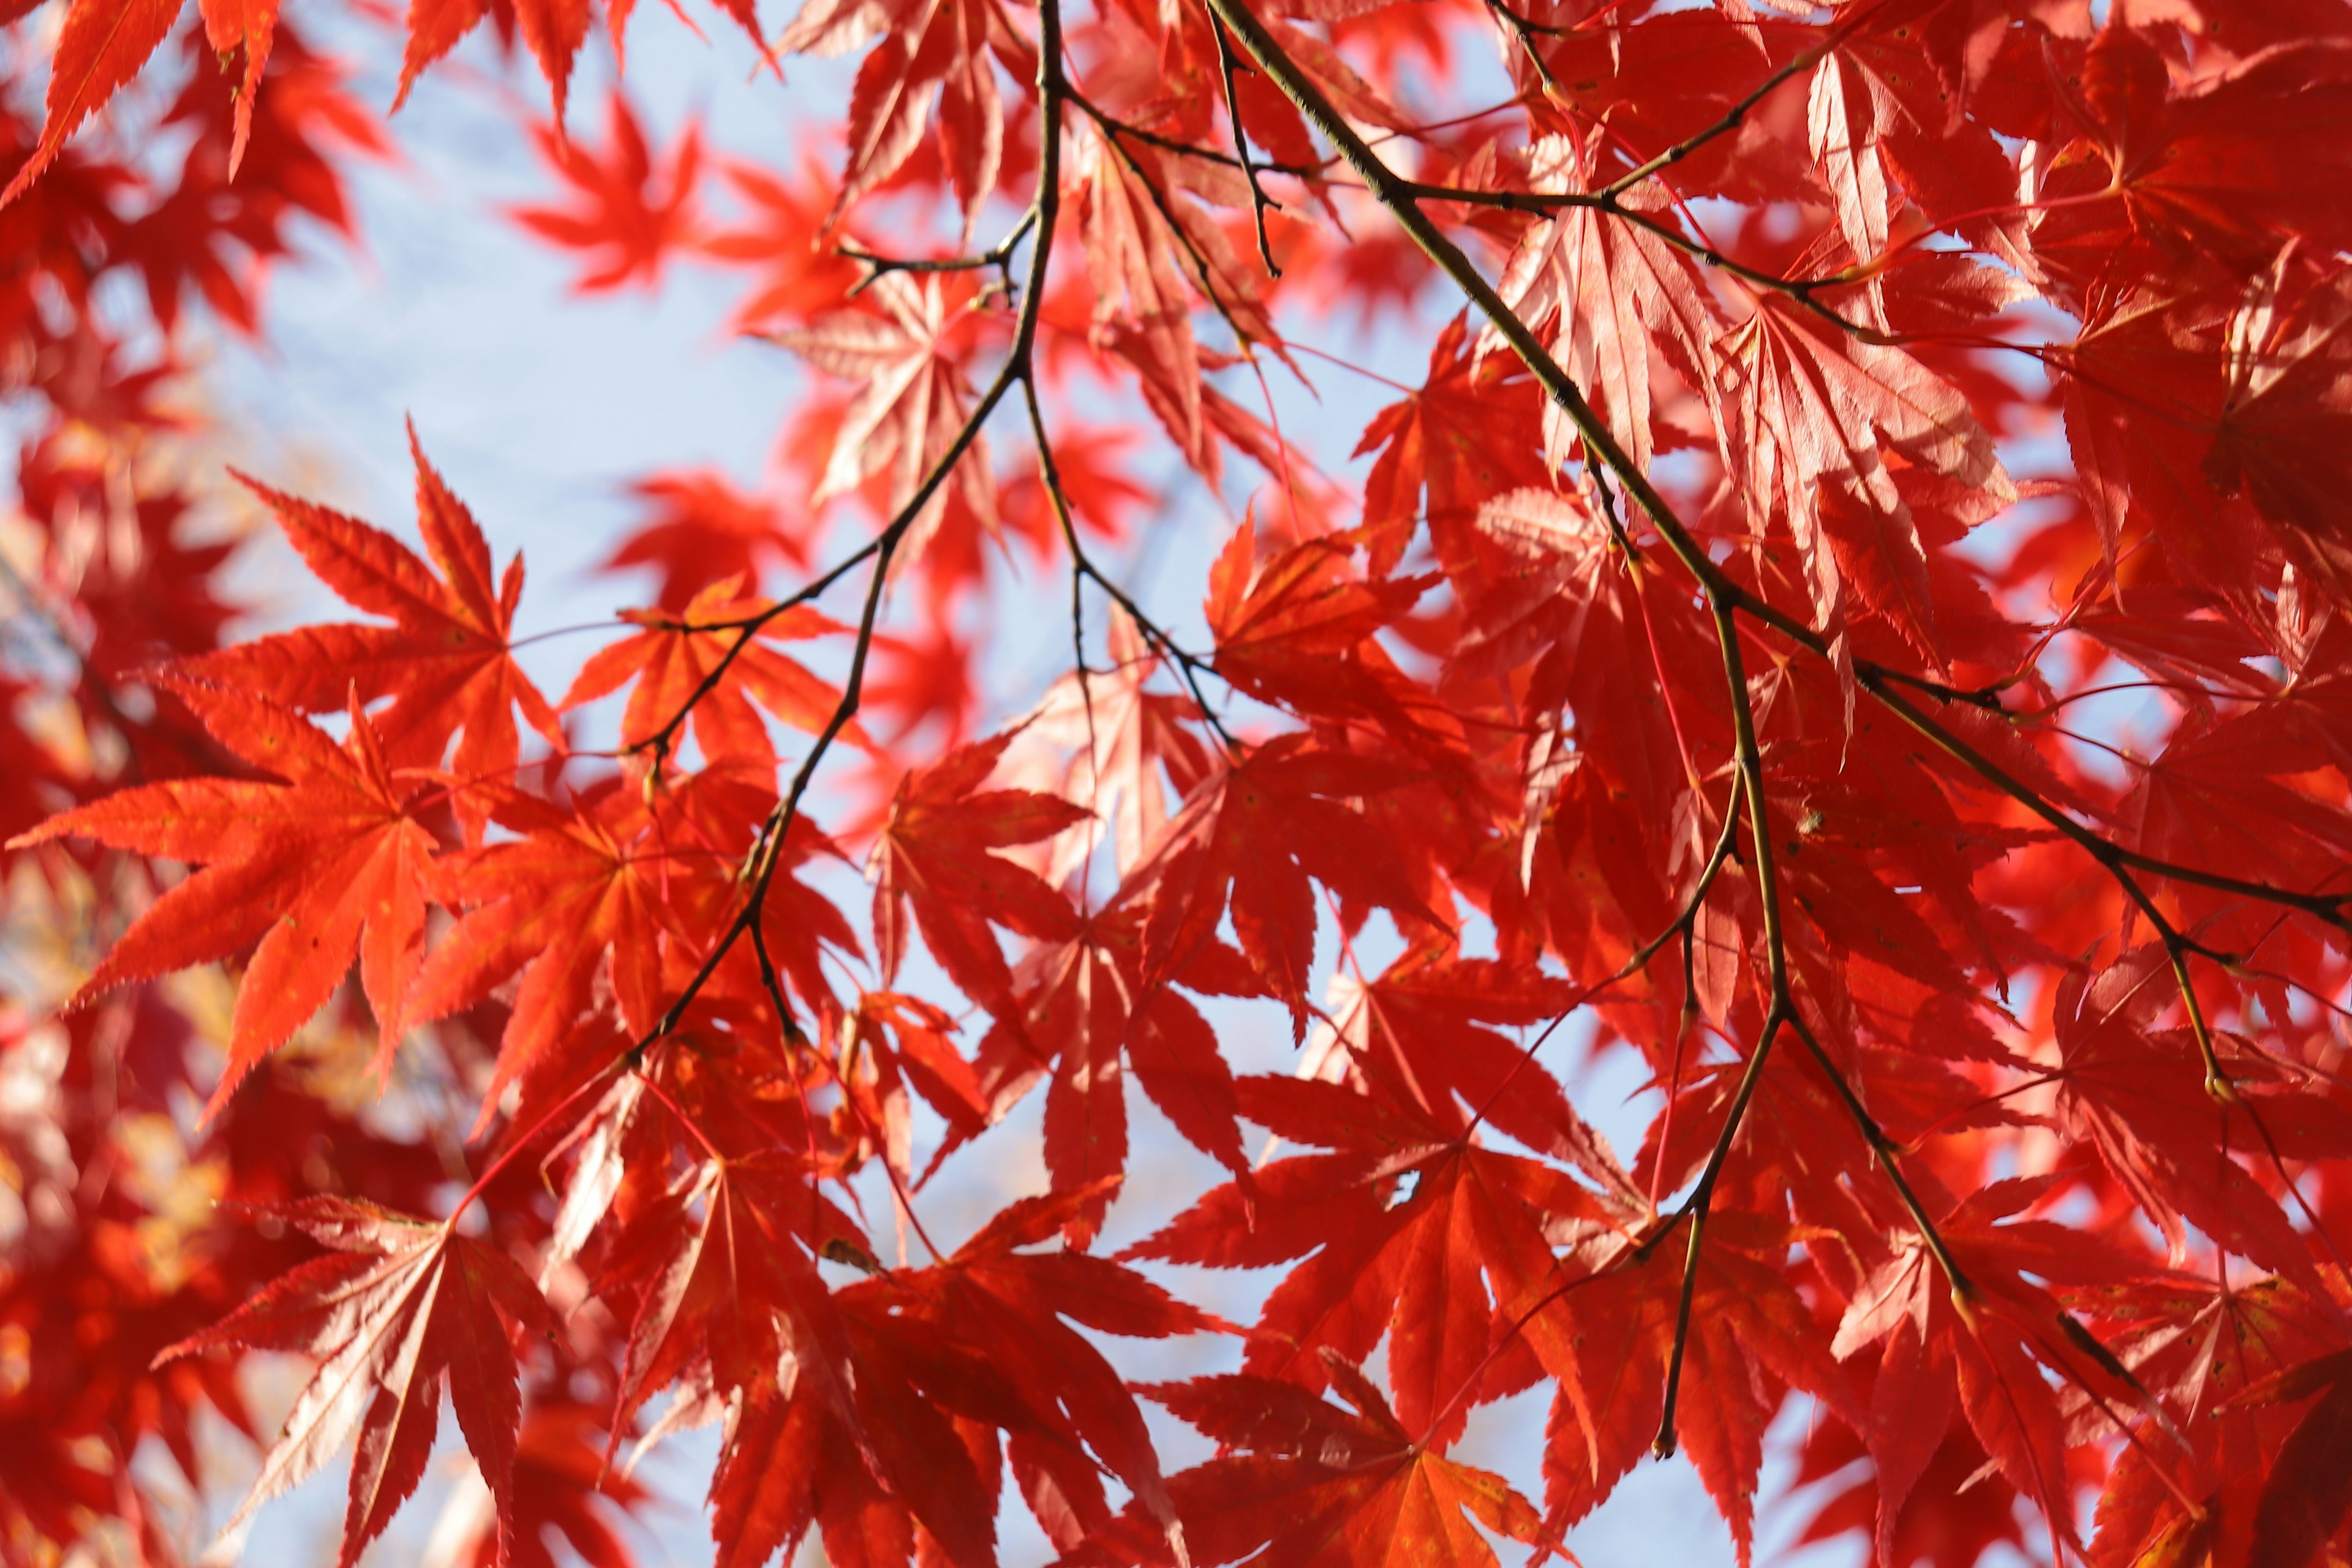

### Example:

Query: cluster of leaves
xmin=9 ymin=0 xmax=2352 ymax=1566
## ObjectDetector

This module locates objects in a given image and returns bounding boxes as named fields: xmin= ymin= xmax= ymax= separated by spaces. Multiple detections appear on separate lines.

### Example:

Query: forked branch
xmin=1200 ymin=0 xmax=2352 ymax=942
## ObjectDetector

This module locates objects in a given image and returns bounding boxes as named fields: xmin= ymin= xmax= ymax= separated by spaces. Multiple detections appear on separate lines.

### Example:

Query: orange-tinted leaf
xmin=183 ymin=431 xmax=560 ymax=831
xmin=0 ymin=0 xmax=183 ymax=209
xmin=11 ymin=684 xmax=435 ymax=1109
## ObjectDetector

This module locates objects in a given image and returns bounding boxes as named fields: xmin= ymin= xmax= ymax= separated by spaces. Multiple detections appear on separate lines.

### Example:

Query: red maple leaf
xmin=1120 ymin=734 xmax=1441 ymax=1036
xmin=157 ymin=1197 xmax=549 ymax=1568
xmin=10 ymin=683 xmax=436 ymax=1111
xmin=562 ymin=579 xmax=854 ymax=767
xmin=866 ymin=729 xmax=1090 ymax=1018
xmin=769 ymin=273 xmax=1000 ymax=556
xmin=601 ymin=469 xmax=811 ymax=612
xmin=1078 ymin=1362 xmax=1553 ymax=1568
xmin=510 ymin=91 xmax=702 ymax=295
xmin=181 ymin=429 xmax=561 ymax=825
xmin=403 ymin=780 xmax=712 ymax=1104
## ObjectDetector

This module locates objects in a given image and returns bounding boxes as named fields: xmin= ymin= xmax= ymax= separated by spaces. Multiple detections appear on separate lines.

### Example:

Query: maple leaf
xmin=679 ymin=1183 xmax=1200 ymax=1568
xmin=778 ymin=0 xmax=1034 ymax=238
xmin=970 ymin=911 xmax=1251 ymax=1243
xmin=1539 ymin=1213 xmax=1863 ymax=1565
xmin=768 ymin=273 xmax=998 ymax=558
xmin=1077 ymin=1364 xmax=1553 ymax=1568
xmin=180 ymin=429 xmax=561 ymax=823
xmin=864 ymin=1183 xmax=1221 ymax=1557
xmin=699 ymin=155 xmax=865 ymax=332
xmin=402 ymin=781 xmax=706 ymax=1106
xmin=510 ymin=92 xmax=701 ymax=295
xmin=832 ymin=989 xmax=993 ymax=1186
xmin=2058 ymin=252 xmax=2352 ymax=608
xmin=1204 ymin=524 xmax=1449 ymax=753
xmin=1525 ymin=10 xmax=1799 ymax=199
xmin=195 ymin=0 xmax=281 ymax=175
xmin=0 ymin=0 xmax=183 ymax=210
xmin=2049 ymin=946 xmax=2352 ymax=1285
xmin=706 ymin=1374 xmax=907 ymax=1568
xmin=396 ymin=0 xmax=589 ymax=121
xmin=1713 ymin=294 xmax=2013 ymax=657
xmin=1131 ymin=1076 xmax=1619 ymax=1449
xmin=10 ymin=683 xmax=436 ymax=1110
xmin=863 ymin=616 xmax=985 ymax=747
xmin=1354 ymin=314 xmax=1551 ymax=573
xmin=157 ymin=1197 xmax=549 ymax=1568
xmin=1120 ymin=734 xmax=1441 ymax=1036
xmin=2030 ymin=26 xmax=2352 ymax=298
xmin=1790 ymin=1416 xmax=2032 ymax=1568
xmin=2203 ymin=253 xmax=2352 ymax=600
xmin=1490 ymin=131 xmax=1724 ymax=477
xmin=420 ymin=1399 xmax=650 ymax=1568
xmin=601 ymin=469 xmax=810 ymax=612
xmin=993 ymin=606 xmax=1218 ymax=884
xmin=2227 ymin=1341 xmax=2352 ymax=1568
xmin=613 ymin=1156 xmax=859 ymax=1425
xmin=1300 ymin=953 xmax=1641 ymax=1207
xmin=1806 ymin=50 xmax=1897 ymax=291
xmin=866 ymin=729 xmax=1090 ymax=1018
xmin=113 ymin=31 xmax=391 ymax=339
xmin=2085 ymin=1272 xmax=2352 ymax=1568
xmin=1075 ymin=124 xmax=1215 ymax=471
xmin=561 ymin=579 xmax=854 ymax=767
xmin=1827 ymin=1177 xmax=2157 ymax=1559
xmin=1070 ymin=118 xmax=1292 ymax=488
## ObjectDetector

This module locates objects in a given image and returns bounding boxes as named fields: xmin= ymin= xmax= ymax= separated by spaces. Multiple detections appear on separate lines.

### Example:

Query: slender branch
xmin=616 ymin=7 xmax=1072 ymax=1074
xmin=1209 ymin=13 xmax=1283 ymax=277
xmin=1782 ymin=1009 xmax=1972 ymax=1296
xmin=1594 ymin=42 xmax=1825 ymax=201
xmin=1074 ymin=97 xmax=1272 ymax=354
xmin=625 ymin=535 xmax=892 ymax=774
xmin=1069 ymin=91 xmax=1320 ymax=178
xmin=1020 ymin=377 xmax=1103 ymax=793
xmin=1651 ymin=925 xmax=1699 ymax=1212
xmin=1860 ymin=675 xmax=2351 ymax=930
xmin=1646 ymin=595 xmax=1793 ymax=1460
xmin=1482 ymin=0 xmax=1567 ymax=98
xmin=1460 ymin=802 xmax=1741 ymax=1148
xmin=1483 ymin=0 xmax=1567 ymax=40
xmin=1018 ymin=377 xmax=1243 ymax=753
xmin=1197 ymin=0 xmax=2352 ymax=944
xmin=839 ymin=205 xmax=1040 ymax=297
xmin=1395 ymin=178 xmax=1879 ymax=338
xmin=1646 ymin=1009 xmax=1781 ymax=1458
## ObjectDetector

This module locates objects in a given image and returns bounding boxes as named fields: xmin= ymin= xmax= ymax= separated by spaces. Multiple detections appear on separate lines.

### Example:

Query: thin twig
xmin=1210 ymin=13 xmax=1283 ymax=277
xmin=617 ymin=74 xmax=1068 ymax=1075
xmin=1595 ymin=42 xmax=1826 ymax=201
xmin=1482 ymin=0 xmax=1567 ymax=98
xmin=839 ymin=205 xmax=1040 ymax=298
xmin=1200 ymin=0 xmax=2352 ymax=942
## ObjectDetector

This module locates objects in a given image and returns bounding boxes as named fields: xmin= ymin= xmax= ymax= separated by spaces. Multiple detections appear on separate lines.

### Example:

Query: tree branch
xmin=1210 ymin=12 xmax=1283 ymax=277
xmin=838 ymin=205 xmax=1040 ymax=298
xmin=1197 ymin=0 xmax=2352 ymax=946
xmin=617 ymin=0 xmax=1074 ymax=1072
